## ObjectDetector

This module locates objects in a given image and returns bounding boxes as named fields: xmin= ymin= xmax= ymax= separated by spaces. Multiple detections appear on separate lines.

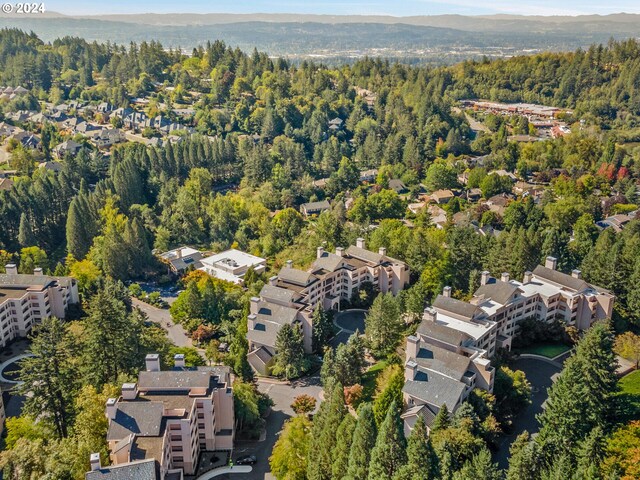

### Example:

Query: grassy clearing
xmin=618 ymin=370 xmax=640 ymax=421
xmin=620 ymin=370 xmax=640 ymax=396
xmin=360 ymin=359 xmax=388 ymax=403
xmin=517 ymin=343 xmax=570 ymax=358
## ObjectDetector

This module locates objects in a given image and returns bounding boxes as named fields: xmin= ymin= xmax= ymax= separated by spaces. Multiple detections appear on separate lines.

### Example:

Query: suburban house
xmin=0 ymin=265 xmax=79 ymax=348
xmin=401 ymin=256 xmax=614 ymax=436
xmin=95 ymin=354 xmax=235 ymax=479
xmin=158 ymin=247 xmax=203 ymax=274
xmin=300 ymin=200 xmax=331 ymax=217
xmin=198 ymin=249 xmax=266 ymax=284
xmin=429 ymin=189 xmax=455 ymax=204
xmin=246 ymin=239 xmax=410 ymax=375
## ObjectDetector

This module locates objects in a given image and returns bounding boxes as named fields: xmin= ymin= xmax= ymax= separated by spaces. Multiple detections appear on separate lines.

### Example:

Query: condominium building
xmin=97 ymin=354 xmax=234 ymax=479
xmin=246 ymin=239 xmax=410 ymax=375
xmin=0 ymin=264 xmax=79 ymax=348
xmin=401 ymin=256 xmax=614 ymax=435
xmin=198 ymin=249 xmax=266 ymax=285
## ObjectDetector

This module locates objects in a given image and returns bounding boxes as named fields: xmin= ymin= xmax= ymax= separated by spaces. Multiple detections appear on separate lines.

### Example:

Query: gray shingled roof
xmin=402 ymin=404 xmax=438 ymax=429
xmin=312 ymin=252 xmax=345 ymax=273
xmin=106 ymin=402 xmax=164 ymax=441
xmin=532 ymin=265 xmax=589 ymax=292
xmin=278 ymin=267 xmax=316 ymax=287
xmin=432 ymin=295 xmax=483 ymax=319
xmin=301 ymin=200 xmax=331 ymax=212
xmin=414 ymin=344 xmax=473 ymax=380
xmin=403 ymin=369 xmax=466 ymax=411
xmin=248 ymin=299 xmax=299 ymax=349
xmin=474 ymin=280 xmax=521 ymax=305
xmin=416 ymin=319 xmax=472 ymax=347
xmin=85 ymin=459 xmax=157 ymax=480
xmin=260 ymin=285 xmax=295 ymax=304
xmin=0 ymin=273 xmax=58 ymax=288
xmin=345 ymin=245 xmax=384 ymax=265
xmin=138 ymin=370 xmax=212 ymax=390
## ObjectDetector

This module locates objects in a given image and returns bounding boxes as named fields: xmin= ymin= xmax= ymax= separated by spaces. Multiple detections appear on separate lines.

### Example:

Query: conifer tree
xmin=393 ymin=416 xmax=440 ymax=480
xmin=272 ymin=323 xmax=309 ymax=380
xmin=331 ymin=414 xmax=357 ymax=480
xmin=506 ymin=431 xmax=543 ymax=480
xmin=18 ymin=212 xmax=35 ymax=247
xmin=345 ymin=403 xmax=377 ymax=480
xmin=373 ymin=369 xmax=404 ymax=425
xmin=453 ymin=446 xmax=502 ymax=480
xmin=368 ymin=400 xmax=407 ymax=480
xmin=431 ymin=404 xmax=451 ymax=433
xmin=307 ymin=384 xmax=346 ymax=480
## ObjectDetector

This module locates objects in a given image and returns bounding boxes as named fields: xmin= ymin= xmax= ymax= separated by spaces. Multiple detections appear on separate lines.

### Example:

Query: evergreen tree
xmin=365 ymin=292 xmax=403 ymax=357
xmin=393 ymin=417 xmax=440 ymax=480
xmin=368 ymin=400 xmax=407 ymax=480
xmin=373 ymin=369 xmax=404 ymax=426
xmin=574 ymin=426 xmax=605 ymax=480
xmin=453 ymin=446 xmax=502 ymax=480
xmin=431 ymin=404 xmax=451 ymax=433
xmin=345 ymin=403 xmax=377 ymax=480
xmin=506 ymin=431 xmax=543 ymax=480
xmin=307 ymin=384 xmax=346 ymax=480
xmin=18 ymin=212 xmax=35 ymax=248
xmin=312 ymin=305 xmax=333 ymax=353
xmin=331 ymin=414 xmax=357 ymax=479
xmin=17 ymin=317 xmax=78 ymax=438
xmin=272 ymin=323 xmax=309 ymax=380
xmin=66 ymin=198 xmax=91 ymax=260
xmin=536 ymin=322 xmax=618 ymax=459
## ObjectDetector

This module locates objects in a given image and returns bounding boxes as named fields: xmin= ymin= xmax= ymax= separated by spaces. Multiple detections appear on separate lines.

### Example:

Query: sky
xmin=44 ymin=0 xmax=640 ymax=17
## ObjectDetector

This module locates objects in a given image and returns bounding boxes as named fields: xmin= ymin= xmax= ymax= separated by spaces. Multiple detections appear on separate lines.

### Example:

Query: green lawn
xmin=618 ymin=370 xmax=640 ymax=421
xmin=361 ymin=359 xmax=388 ymax=403
xmin=517 ymin=343 xmax=570 ymax=359
xmin=620 ymin=370 xmax=640 ymax=396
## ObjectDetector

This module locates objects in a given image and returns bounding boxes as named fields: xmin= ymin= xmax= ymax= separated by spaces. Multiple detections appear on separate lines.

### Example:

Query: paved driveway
xmin=132 ymin=298 xmax=192 ymax=347
xmin=334 ymin=310 xmax=366 ymax=334
xmin=494 ymin=357 xmax=563 ymax=468
xmin=217 ymin=377 xmax=323 ymax=480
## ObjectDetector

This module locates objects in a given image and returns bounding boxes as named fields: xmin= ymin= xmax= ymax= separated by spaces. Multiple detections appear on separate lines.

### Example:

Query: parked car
xmin=235 ymin=455 xmax=257 ymax=465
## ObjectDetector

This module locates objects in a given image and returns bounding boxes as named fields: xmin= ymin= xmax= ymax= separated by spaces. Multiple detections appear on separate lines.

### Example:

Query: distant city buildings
xmin=0 ymin=265 xmax=79 ymax=348
xmin=90 ymin=354 xmax=234 ymax=479
xmin=247 ymin=239 xmax=410 ymax=375
xmin=402 ymin=256 xmax=614 ymax=435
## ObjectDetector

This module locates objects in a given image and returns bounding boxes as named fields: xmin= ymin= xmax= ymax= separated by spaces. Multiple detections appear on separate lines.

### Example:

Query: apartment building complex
xmin=94 ymin=354 xmax=234 ymax=480
xmin=401 ymin=256 xmax=614 ymax=435
xmin=0 ymin=264 xmax=79 ymax=348
xmin=247 ymin=239 xmax=410 ymax=375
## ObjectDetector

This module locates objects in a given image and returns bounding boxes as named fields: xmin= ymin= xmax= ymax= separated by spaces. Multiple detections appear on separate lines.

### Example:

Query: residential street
xmin=218 ymin=376 xmax=323 ymax=480
xmin=132 ymin=298 xmax=192 ymax=347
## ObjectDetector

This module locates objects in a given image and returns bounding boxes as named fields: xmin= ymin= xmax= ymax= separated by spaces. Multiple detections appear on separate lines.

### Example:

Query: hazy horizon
xmin=40 ymin=0 xmax=640 ymax=17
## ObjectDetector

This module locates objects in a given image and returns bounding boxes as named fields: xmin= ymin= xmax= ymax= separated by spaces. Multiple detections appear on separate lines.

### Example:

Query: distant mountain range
xmin=2 ymin=12 xmax=640 ymax=62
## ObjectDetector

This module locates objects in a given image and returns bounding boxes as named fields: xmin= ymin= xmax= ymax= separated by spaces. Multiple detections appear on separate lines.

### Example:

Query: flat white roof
xmin=159 ymin=246 xmax=200 ymax=261
xmin=434 ymin=312 xmax=495 ymax=341
xmin=200 ymin=249 xmax=266 ymax=268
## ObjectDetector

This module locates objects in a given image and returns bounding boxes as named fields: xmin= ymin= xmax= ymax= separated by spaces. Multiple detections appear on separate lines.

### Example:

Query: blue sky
xmin=47 ymin=0 xmax=640 ymax=17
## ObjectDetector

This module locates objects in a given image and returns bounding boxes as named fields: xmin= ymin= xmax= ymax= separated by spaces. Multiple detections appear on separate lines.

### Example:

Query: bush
xmin=512 ymin=318 xmax=569 ymax=349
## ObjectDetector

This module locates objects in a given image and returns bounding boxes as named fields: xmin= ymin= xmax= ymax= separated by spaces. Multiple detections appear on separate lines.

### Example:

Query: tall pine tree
xmin=368 ymin=400 xmax=407 ymax=479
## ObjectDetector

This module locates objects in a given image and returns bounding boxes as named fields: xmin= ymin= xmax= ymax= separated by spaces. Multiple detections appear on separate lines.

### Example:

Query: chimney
xmin=89 ymin=453 xmax=101 ymax=471
xmin=5 ymin=264 xmax=17 ymax=275
xmin=443 ymin=286 xmax=452 ymax=297
xmin=423 ymin=307 xmax=437 ymax=322
xmin=106 ymin=398 xmax=117 ymax=420
xmin=335 ymin=247 xmax=345 ymax=257
xmin=572 ymin=269 xmax=582 ymax=279
xmin=174 ymin=353 xmax=185 ymax=368
xmin=250 ymin=296 xmax=260 ymax=314
xmin=145 ymin=353 xmax=160 ymax=372
xmin=269 ymin=275 xmax=278 ymax=286
xmin=33 ymin=267 xmax=43 ymax=276
xmin=523 ymin=271 xmax=533 ymax=283
xmin=406 ymin=335 xmax=419 ymax=359
xmin=501 ymin=272 xmax=510 ymax=283
xmin=481 ymin=270 xmax=491 ymax=286
xmin=317 ymin=246 xmax=324 ymax=259
xmin=176 ymin=248 xmax=183 ymax=259
xmin=248 ymin=313 xmax=257 ymax=329
xmin=356 ymin=237 xmax=365 ymax=249
xmin=378 ymin=247 xmax=387 ymax=256
xmin=286 ymin=260 xmax=293 ymax=269
xmin=121 ymin=383 xmax=137 ymax=400
xmin=545 ymin=256 xmax=557 ymax=270
xmin=405 ymin=360 xmax=418 ymax=382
